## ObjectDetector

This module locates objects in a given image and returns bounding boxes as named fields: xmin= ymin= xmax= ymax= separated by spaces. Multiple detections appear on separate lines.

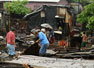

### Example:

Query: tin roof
xmin=0 ymin=0 xmax=60 ymax=2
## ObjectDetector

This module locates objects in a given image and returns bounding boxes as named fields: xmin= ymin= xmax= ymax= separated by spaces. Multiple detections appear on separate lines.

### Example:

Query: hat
xmin=41 ymin=28 xmax=45 ymax=33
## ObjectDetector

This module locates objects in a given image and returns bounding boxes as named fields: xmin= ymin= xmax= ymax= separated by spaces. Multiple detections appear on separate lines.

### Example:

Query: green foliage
xmin=77 ymin=3 xmax=94 ymax=30
xmin=4 ymin=0 xmax=31 ymax=15
xmin=70 ymin=0 xmax=89 ymax=3
xmin=87 ymin=16 xmax=94 ymax=29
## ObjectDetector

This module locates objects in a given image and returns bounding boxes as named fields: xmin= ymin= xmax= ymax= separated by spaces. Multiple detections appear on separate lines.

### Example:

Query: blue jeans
xmin=39 ymin=43 xmax=49 ymax=56
xmin=7 ymin=44 xmax=16 ymax=55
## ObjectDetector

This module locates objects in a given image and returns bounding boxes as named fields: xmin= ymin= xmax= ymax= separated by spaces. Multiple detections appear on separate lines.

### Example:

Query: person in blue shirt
xmin=36 ymin=29 xmax=49 ymax=56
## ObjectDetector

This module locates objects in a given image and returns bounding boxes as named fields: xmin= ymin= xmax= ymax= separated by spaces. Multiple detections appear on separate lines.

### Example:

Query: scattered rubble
xmin=0 ymin=62 xmax=33 ymax=68
xmin=6 ymin=55 xmax=94 ymax=68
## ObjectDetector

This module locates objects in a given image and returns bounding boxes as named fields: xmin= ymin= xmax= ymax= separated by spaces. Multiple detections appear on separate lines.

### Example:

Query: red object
xmin=59 ymin=40 xmax=67 ymax=46
xmin=6 ymin=31 xmax=15 ymax=44
xmin=49 ymin=37 xmax=55 ymax=44
xmin=70 ymin=30 xmax=75 ymax=37
xmin=69 ymin=18 xmax=72 ymax=29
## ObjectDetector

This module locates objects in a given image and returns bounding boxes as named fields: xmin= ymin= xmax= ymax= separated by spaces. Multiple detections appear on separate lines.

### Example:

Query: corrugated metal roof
xmin=0 ymin=0 xmax=60 ymax=2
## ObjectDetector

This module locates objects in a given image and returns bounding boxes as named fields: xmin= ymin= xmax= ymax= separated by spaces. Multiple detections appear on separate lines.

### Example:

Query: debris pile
xmin=0 ymin=62 xmax=33 ymax=68
xmin=23 ymin=43 xmax=40 ymax=56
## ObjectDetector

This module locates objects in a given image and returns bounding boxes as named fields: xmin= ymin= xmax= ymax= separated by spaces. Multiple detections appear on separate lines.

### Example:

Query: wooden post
xmin=8 ymin=3 xmax=10 ymax=31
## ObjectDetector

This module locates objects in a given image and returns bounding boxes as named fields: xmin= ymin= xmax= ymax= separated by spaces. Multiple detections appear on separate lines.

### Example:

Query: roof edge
xmin=0 ymin=0 xmax=60 ymax=3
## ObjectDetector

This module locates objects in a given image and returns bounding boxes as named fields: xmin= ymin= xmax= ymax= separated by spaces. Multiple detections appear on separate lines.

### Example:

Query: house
xmin=70 ymin=3 xmax=83 ymax=14
xmin=24 ymin=5 xmax=73 ymax=36
xmin=26 ymin=0 xmax=69 ymax=10
xmin=0 ymin=0 xmax=69 ymax=10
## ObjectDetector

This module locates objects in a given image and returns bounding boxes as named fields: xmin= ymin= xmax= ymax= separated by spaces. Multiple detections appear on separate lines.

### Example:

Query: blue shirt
xmin=39 ymin=32 xmax=49 ymax=46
